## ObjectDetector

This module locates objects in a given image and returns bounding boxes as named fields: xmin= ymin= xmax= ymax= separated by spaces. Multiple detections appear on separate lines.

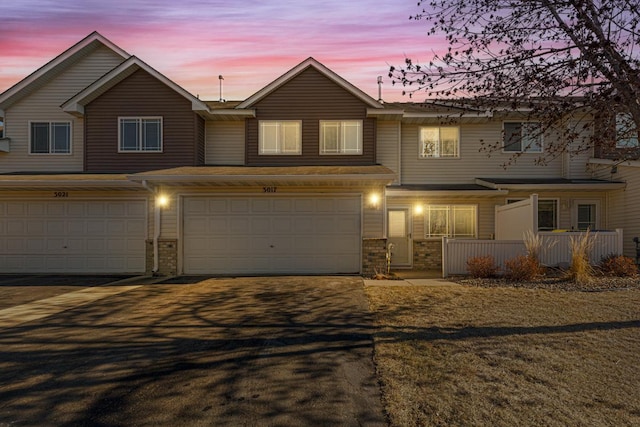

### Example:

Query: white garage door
xmin=0 ymin=200 xmax=147 ymax=273
xmin=183 ymin=196 xmax=361 ymax=275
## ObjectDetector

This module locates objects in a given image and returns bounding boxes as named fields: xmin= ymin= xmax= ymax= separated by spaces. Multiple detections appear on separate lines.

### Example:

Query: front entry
xmin=387 ymin=208 xmax=411 ymax=267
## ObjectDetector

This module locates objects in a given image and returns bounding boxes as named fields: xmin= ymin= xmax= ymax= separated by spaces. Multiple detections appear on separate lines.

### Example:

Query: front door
xmin=388 ymin=208 xmax=411 ymax=267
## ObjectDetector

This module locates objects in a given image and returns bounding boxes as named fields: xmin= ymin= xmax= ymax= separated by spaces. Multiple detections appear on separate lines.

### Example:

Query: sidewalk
xmin=363 ymin=270 xmax=462 ymax=287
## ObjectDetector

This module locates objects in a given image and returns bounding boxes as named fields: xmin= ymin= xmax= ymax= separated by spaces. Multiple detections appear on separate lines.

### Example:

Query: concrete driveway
xmin=0 ymin=276 xmax=386 ymax=426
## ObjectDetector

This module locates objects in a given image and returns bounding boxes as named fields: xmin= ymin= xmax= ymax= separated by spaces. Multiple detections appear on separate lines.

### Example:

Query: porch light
xmin=369 ymin=193 xmax=381 ymax=208
xmin=157 ymin=195 xmax=169 ymax=208
xmin=414 ymin=204 xmax=424 ymax=215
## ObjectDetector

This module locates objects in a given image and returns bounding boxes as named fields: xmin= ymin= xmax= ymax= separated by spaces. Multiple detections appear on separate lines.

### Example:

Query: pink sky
xmin=0 ymin=0 xmax=443 ymax=102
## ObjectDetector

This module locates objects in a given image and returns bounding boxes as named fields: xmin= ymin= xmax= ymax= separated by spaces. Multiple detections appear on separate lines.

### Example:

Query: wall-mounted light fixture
xmin=369 ymin=193 xmax=381 ymax=208
xmin=414 ymin=204 xmax=424 ymax=215
xmin=157 ymin=194 xmax=169 ymax=208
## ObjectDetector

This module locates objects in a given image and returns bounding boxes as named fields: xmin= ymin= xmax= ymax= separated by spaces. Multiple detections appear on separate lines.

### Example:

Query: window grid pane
xmin=142 ymin=119 xmax=161 ymax=151
xmin=120 ymin=119 xmax=140 ymax=151
xmin=426 ymin=206 xmax=449 ymax=237
xmin=51 ymin=122 xmax=70 ymax=153
xmin=31 ymin=122 xmax=50 ymax=153
xmin=321 ymin=122 xmax=340 ymax=153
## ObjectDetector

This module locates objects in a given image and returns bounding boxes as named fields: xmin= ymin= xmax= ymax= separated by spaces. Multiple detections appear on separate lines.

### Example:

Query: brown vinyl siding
xmin=85 ymin=69 xmax=203 ymax=172
xmin=195 ymin=115 xmax=205 ymax=165
xmin=246 ymin=67 xmax=376 ymax=166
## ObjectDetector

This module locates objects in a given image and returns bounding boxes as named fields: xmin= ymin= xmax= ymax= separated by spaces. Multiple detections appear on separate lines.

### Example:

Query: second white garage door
xmin=0 ymin=199 xmax=147 ymax=273
xmin=183 ymin=196 xmax=361 ymax=275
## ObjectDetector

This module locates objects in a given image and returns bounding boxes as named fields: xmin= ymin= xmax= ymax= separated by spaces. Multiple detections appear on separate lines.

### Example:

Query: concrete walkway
xmin=0 ymin=284 xmax=142 ymax=329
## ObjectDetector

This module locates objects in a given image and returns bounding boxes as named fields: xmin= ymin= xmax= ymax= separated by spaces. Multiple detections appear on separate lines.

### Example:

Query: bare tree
xmin=390 ymin=0 xmax=640 ymax=165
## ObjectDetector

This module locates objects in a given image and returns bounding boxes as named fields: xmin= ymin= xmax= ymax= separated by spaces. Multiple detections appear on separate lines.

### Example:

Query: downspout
xmin=142 ymin=180 xmax=160 ymax=274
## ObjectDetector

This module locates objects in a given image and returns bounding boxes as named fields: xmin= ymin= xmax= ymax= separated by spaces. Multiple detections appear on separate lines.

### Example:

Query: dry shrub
xmin=567 ymin=231 xmax=595 ymax=285
xmin=503 ymin=255 xmax=543 ymax=282
xmin=466 ymin=255 xmax=499 ymax=278
xmin=599 ymin=254 xmax=639 ymax=277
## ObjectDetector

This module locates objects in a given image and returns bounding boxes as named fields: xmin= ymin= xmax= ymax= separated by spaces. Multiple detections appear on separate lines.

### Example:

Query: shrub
xmin=503 ymin=255 xmax=543 ymax=282
xmin=599 ymin=254 xmax=639 ymax=277
xmin=567 ymin=231 xmax=595 ymax=285
xmin=466 ymin=255 xmax=499 ymax=278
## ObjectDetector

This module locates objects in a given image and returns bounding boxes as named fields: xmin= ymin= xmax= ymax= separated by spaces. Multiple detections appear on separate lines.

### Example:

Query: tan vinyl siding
xmin=400 ymin=122 xmax=563 ymax=184
xmin=564 ymin=117 xmax=594 ymax=179
xmin=205 ymin=120 xmax=245 ymax=165
xmin=362 ymin=186 xmax=385 ymax=238
xmin=85 ymin=69 xmax=201 ymax=172
xmin=0 ymin=46 xmax=124 ymax=173
xmin=376 ymin=121 xmax=400 ymax=183
xmin=593 ymin=163 xmax=640 ymax=257
xmin=246 ymin=67 xmax=376 ymax=166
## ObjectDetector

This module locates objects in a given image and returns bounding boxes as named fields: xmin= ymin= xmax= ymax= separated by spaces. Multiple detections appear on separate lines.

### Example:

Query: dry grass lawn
xmin=366 ymin=283 xmax=640 ymax=427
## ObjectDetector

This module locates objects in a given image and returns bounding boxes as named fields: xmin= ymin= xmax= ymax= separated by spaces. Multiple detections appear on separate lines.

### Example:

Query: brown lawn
xmin=366 ymin=283 xmax=640 ymax=427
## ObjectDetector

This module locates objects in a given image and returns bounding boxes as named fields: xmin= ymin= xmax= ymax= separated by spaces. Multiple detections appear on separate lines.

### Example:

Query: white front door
xmin=387 ymin=208 xmax=411 ymax=267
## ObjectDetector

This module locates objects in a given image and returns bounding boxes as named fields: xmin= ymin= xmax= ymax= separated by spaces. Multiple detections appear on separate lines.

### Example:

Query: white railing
xmin=442 ymin=229 xmax=623 ymax=277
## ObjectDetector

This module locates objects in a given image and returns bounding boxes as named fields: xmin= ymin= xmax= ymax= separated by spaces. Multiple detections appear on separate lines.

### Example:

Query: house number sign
xmin=53 ymin=191 xmax=69 ymax=197
xmin=263 ymin=186 xmax=277 ymax=193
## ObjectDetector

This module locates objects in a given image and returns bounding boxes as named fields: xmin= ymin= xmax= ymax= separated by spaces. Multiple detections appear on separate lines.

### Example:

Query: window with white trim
xmin=320 ymin=120 xmax=362 ymax=154
xmin=259 ymin=121 xmax=301 ymax=155
xmin=119 ymin=117 xmax=162 ymax=152
xmin=424 ymin=205 xmax=476 ymax=238
xmin=615 ymin=113 xmax=639 ymax=148
xmin=503 ymin=122 xmax=542 ymax=152
xmin=419 ymin=126 xmax=459 ymax=158
xmin=30 ymin=121 xmax=71 ymax=154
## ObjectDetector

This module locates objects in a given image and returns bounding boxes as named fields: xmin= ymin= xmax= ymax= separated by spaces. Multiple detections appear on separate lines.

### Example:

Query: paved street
xmin=0 ymin=276 xmax=385 ymax=426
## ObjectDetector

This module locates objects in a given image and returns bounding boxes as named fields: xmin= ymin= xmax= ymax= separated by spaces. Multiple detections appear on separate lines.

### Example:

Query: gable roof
xmin=237 ymin=57 xmax=383 ymax=109
xmin=0 ymin=32 xmax=129 ymax=112
xmin=61 ymin=56 xmax=209 ymax=117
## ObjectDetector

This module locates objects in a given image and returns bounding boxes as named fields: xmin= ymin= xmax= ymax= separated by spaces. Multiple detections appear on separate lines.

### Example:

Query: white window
xmin=320 ymin=120 xmax=362 ymax=154
xmin=424 ymin=205 xmax=476 ymax=238
xmin=503 ymin=122 xmax=542 ymax=152
xmin=29 ymin=121 xmax=71 ymax=154
xmin=259 ymin=121 xmax=301 ymax=155
xmin=119 ymin=117 xmax=162 ymax=152
xmin=419 ymin=127 xmax=459 ymax=158
xmin=615 ymin=113 xmax=639 ymax=148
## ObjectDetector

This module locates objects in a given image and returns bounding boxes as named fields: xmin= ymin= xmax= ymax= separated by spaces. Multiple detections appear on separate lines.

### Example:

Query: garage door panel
xmin=183 ymin=196 xmax=360 ymax=275
xmin=0 ymin=200 xmax=147 ymax=273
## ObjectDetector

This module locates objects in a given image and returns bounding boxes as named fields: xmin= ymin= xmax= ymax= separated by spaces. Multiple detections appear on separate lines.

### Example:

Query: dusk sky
xmin=0 ymin=0 xmax=444 ymax=102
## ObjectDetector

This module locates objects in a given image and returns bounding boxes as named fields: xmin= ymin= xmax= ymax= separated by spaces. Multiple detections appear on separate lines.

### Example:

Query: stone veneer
xmin=362 ymin=238 xmax=388 ymax=277
xmin=412 ymin=239 xmax=443 ymax=270
xmin=145 ymin=239 xmax=178 ymax=276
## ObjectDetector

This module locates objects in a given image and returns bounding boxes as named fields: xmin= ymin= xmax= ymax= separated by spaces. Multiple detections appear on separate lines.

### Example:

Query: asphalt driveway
xmin=0 ymin=276 xmax=386 ymax=426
